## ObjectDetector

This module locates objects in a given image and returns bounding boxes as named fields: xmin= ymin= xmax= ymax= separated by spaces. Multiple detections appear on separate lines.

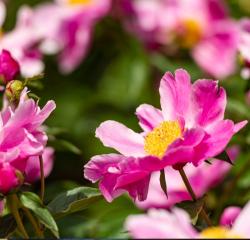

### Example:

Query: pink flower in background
xmin=0 ymin=88 xmax=56 ymax=194
xmin=84 ymin=69 xmax=247 ymax=202
xmin=0 ymin=50 xmax=20 ymax=83
xmin=136 ymin=146 xmax=239 ymax=209
xmin=125 ymin=201 xmax=250 ymax=238
xmin=120 ymin=0 xmax=239 ymax=79
xmin=0 ymin=6 xmax=44 ymax=77
xmin=31 ymin=0 xmax=111 ymax=73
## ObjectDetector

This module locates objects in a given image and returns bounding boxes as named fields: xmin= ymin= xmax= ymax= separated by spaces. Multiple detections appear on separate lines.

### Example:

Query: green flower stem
xmin=22 ymin=207 xmax=44 ymax=238
xmin=7 ymin=194 xmax=29 ymax=239
xmin=179 ymin=168 xmax=212 ymax=226
xmin=39 ymin=155 xmax=45 ymax=203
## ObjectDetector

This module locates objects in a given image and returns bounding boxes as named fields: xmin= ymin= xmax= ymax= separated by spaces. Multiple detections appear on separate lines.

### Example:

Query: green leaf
xmin=0 ymin=214 xmax=17 ymax=237
xmin=160 ymin=169 xmax=168 ymax=197
xmin=176 ymin=197 xmax=205 ymax=225
xmin=19 ymin=192 xmax=59 ymax=238
xmin=214 ymin=151 xmax=233 ymax=165
xmin=47 ymin=187 xmax=102 ymax=219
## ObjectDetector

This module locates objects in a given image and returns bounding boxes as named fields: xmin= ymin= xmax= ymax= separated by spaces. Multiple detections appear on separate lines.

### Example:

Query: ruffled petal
xmin=192 ymin=79 xmax=226 ymax=129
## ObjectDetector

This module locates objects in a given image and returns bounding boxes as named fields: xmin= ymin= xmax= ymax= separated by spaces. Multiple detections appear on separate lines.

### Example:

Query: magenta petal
xmin=193 ymin=79 xmax=226 ymax=128
xmin=136 ymin=104 xmax=163 ymax=132
xmin=162 ymin=128 xmax=205 ymax=166
xmin=84 ymin=154 xmax=160 ymax=202
xmin=84 ymin=153 xmax=123 ymax=183
xmin=203 ymin=120 xmax=235 ymax=157
xmin=233 ymin=120 xmax=248 ymax=133
xmin=0 ymin=164 xmax=19 ymax=194
xmin=95 ymin=120 xmax=145 ymax=157
xmin=220 ymin=206 xmax=241 ymax=227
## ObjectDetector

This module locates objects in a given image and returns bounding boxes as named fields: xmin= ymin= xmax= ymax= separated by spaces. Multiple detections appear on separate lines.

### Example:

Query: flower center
xmin=68 ymin=0 xmax=92 ymax=6
xmin=144 ymin=121 xmax=182 ymax=158
xmin=200 ymin=227 xmax=243 ymax=239
xmin=178 ymin=19 xmax=202 ymax=48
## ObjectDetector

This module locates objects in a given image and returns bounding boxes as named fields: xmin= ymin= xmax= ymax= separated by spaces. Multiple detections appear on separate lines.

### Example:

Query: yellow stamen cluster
xmin=200 ymin=227 xmax=243 ymax=239
xmin=144 ymin=121 xmax=182 ymax=158
xmin=180 ymin=19 xmax=202 ymax=48
xmin=68 ymin=0 xmax=92 ymax=6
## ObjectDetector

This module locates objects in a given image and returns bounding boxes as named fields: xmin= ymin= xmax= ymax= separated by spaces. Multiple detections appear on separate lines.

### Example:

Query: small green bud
xmin=5 ymin=80 xmax=24 ymax=103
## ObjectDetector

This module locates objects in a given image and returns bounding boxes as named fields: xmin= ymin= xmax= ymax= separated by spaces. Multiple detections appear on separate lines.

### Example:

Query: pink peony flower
xmin=136 ymin=146 xmax=239 ymax=209
xmin=84 ymin=69 xmax=247 ymax=202
xmin=120 ymin=0 xmax=239 ymax=79
xmin=125 ymin=201 xmax=250 ymax=238
xmin=0 ymin=50 xmax=20 ymax=83
xmin=0 ymin=88 xmax=56 ymax=194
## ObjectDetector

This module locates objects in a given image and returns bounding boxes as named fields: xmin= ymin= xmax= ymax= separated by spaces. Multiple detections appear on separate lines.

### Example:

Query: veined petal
xmin=95 ymin=120 xmax=145 ymax=157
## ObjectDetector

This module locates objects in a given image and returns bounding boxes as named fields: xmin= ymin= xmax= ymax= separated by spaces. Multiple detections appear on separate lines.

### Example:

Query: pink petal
xmin=220 ymin=206 xmax=241 ymax=227
xmin=135 ymin=104 xmax=163 ymax=132
xmin=25 ymin=147 xmax=54 ymax=183
xmin=232 ymin=201 xmax=250 ymax=237
xmin=84 ymin=153 xmax=123 ymax=183
xmin=233 ymin=120 xmax=248 ymax=133
xmin=125 ymin=208 xmax=197 ymax=239
xmin=159 ymin=69 xmax=193 ymax=126
xmin=95 ymin=120 xmax=145 ymax=157
xmin=192 ymin=79 xmax=226 ymax=129
xmin=202 ymin=120 xmax=235 ymax=158
xmin=192 ymin=21 xmax=238 ymax=79
xmin=162 ymin=128 xmax=206 ymax=167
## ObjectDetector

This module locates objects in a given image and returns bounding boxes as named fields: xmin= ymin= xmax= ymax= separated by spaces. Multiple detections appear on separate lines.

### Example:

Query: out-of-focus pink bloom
xmin=220 ymin=206 xmax=241 ymax=227
xmin=25 ymin=147 xmax=54 ymax=183
xmin=121 ymin=0 xmax=239 ymax=79
xmin=84 ymin=69 xmax=247 ymax=202
xmin=125 ymin=201 xmax=250 ymax=238
xmin=136 ymin=146 xmax=239 ymax=209
xmin=0 ymin=88 xmax=56 ymax=194
xmin=31 ymin=0 xmax=111 ymax=73
xmin=0 ymin=50 xmax=20 ymax=83
xmin=0 ymin=6 xmax=44 ymax=77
